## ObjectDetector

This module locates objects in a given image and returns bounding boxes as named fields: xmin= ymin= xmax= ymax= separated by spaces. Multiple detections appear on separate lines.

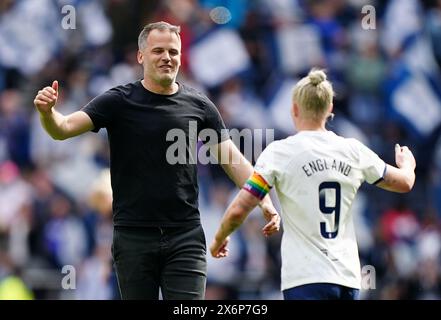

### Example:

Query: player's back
xmin=256 ymin=130 xmax=385 ymax=290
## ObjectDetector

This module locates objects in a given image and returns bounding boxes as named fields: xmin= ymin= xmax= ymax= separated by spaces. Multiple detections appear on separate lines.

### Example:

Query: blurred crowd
xmin=1 ymin=0 xmax=441 ymax=300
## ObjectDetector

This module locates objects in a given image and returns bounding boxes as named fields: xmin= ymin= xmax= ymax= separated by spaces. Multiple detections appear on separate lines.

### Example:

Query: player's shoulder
xmin=342 ymin=136 xmax=369 ymax=151
xmin=334 ymin=135 xmax=377 ymax=161
xmin=265 ymin=137 xmax=290 ymax=151
xmin=322 ymin=131 xmax=365 ymax=149
xmin=261 ymin=137 xmax=296 ymax=160
xmin=271 ymin=132 xmax=320 ymax=150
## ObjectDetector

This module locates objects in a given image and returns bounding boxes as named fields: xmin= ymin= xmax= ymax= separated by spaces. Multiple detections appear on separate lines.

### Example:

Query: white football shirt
xmin=254 ymin=131 xmax=386 ymax=290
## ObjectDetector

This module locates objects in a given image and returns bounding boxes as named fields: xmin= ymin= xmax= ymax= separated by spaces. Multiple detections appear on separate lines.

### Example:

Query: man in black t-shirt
xmin=33 ymin=21 xmax=280 ymax=300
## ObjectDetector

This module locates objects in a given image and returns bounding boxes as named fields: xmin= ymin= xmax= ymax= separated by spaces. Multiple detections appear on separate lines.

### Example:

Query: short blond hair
xmin=293 ymin=69 xmax=334 ymax=121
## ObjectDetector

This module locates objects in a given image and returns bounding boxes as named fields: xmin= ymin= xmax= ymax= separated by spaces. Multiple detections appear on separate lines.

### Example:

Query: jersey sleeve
xmin=253 ymin=143 xmax=278 ymax=187
xmin=200 ymin=96 xmax=230 ymax=145
xmin=353 ymin=139 xmax=387 ymax=184
xmin=81 ymin=88 xmax=120 ymax=132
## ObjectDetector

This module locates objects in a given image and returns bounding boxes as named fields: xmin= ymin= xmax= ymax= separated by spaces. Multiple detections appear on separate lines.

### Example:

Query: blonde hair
xmin=292 ymin=69 xmax=334 ymax=121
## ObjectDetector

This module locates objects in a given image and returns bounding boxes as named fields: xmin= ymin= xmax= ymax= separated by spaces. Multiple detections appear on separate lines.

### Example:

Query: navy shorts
xmin=283 ymin=283 xmax=359 ymax=300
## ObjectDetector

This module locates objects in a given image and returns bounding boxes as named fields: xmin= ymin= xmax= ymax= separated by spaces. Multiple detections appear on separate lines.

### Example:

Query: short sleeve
xmin=200 ymin=96 xmax=230 ymax=145
xmin=254 ymin=143 xmax=278 ymax=187
xmin=353 ymin=139 xmax=386 ymax=184
xmin=81 ymin=88 xmax=120 ymax=132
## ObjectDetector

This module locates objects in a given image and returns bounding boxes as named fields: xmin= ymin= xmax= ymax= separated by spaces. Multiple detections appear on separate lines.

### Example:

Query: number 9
xmin=319 ymin=181 xmax=341 ymax=239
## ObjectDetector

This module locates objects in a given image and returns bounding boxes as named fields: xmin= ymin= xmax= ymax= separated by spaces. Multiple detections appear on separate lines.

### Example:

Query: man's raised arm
xmin=34 ymin=80 xmax=94 ymax=140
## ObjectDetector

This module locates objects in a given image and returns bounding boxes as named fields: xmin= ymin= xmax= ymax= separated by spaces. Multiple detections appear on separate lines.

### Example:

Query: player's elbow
xmin=401 ymin=177 xmax=415 ymax=193
xmin=228 ymin=206 xmax=248 ymax=226
xmin=50 ymin=132 xmax=68 ymax=140
xmin=395 ymin=185 xmax=411 ymax=193
xmin=394 ymin=177 xmax=415 ymax=193
xmin=229 ymin=210 xmax=245 ymax=225
xmin=401 ymin=171 xmax=416 ymax=193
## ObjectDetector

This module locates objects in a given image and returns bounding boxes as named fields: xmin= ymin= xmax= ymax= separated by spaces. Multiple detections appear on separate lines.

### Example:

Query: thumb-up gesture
xmin=394 ymin=143 xmax=416 ymax=171
xmin=34 ymin=80 xmax=59 ymax=115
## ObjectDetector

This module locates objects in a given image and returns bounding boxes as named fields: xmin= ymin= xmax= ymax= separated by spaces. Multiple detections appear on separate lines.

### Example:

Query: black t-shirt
xmin=82 ymin=81 xmax=229 ymax=227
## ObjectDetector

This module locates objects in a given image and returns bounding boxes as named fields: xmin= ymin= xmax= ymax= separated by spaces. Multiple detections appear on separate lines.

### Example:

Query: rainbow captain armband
xmin=243 ymin=172 xmax=271 ymax=200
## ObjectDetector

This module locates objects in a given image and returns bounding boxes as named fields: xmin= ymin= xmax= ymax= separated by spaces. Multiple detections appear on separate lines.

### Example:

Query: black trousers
xmin=112 ymin=224 xmax=207 ymax=300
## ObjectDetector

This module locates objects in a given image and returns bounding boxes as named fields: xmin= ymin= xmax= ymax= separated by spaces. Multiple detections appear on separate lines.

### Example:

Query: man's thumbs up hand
xmin=34 ymin=80 xmax=59 ymax=115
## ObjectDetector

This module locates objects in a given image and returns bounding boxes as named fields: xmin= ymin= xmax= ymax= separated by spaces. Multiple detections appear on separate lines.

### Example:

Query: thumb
xmin=395 ymin=143 xmax=401 ymax=153
xmin=52 ymin=80 xmax=59 ymax=93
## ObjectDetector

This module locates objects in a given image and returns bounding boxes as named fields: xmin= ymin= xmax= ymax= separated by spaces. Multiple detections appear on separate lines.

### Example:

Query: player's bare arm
xmin=209 ymin=139 xmax=280 ymax=235
xmin=377 ymin=144 xmax=416 ymax=193
xmin=34 ymin=80 xmax=94 ymax=140
xmin=210 ymin=189 xmax=261 ymax=258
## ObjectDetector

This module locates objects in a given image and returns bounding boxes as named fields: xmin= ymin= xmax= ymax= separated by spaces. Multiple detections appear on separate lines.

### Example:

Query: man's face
xmin=138 ymin=29 xmax=181 ymax=87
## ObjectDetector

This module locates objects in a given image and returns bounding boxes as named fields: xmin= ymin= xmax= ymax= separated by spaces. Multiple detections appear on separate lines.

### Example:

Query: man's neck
xmin=141 ymin=79 xmax=178 ymax=95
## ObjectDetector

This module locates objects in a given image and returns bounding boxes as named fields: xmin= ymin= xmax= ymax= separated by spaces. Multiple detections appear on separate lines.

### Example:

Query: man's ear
xmin=137 ymin=50 xmax=143 ymax=65
xmin=329 ymin=103 xmax=333 ymax=114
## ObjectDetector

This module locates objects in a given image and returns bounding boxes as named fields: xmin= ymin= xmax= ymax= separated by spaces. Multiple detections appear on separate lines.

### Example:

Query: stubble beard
xmin=157 ymin=73 xmax=175 ymax=87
